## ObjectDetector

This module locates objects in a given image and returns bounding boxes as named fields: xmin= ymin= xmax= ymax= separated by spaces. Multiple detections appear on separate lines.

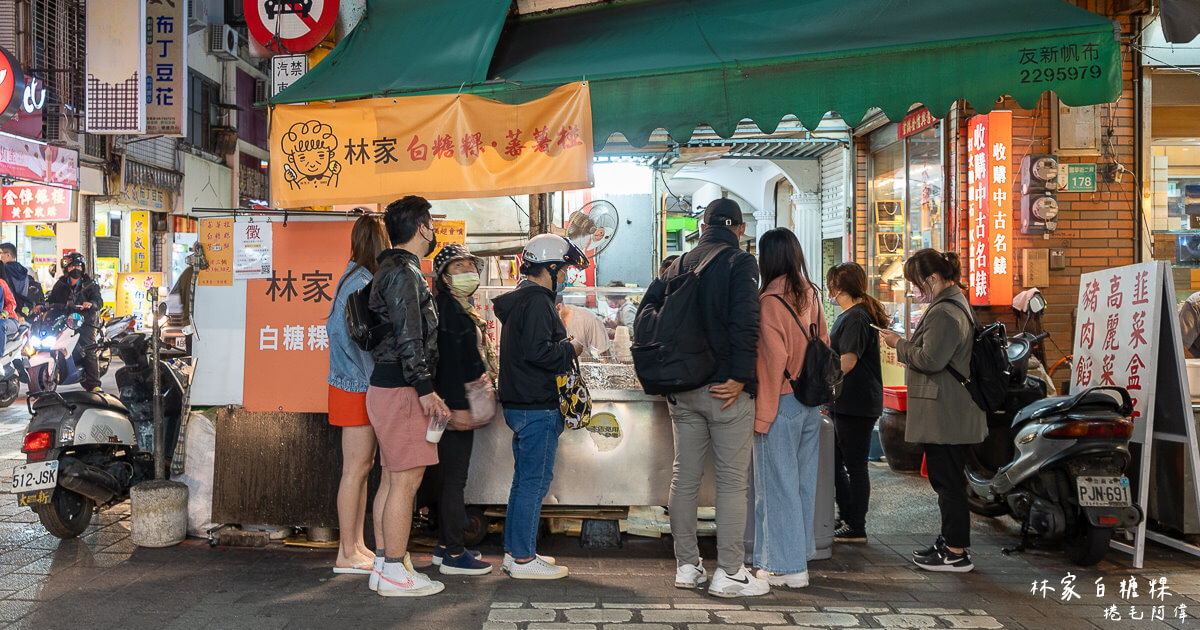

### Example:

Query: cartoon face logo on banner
xmin=0 ymin=45 xmax=25 ymax=124
xmin=280 ymin=120 xmax=341 ymax=190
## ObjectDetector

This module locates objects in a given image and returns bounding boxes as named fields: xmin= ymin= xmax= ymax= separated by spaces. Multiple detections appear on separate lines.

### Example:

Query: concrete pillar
xmin=791 ymin=192 xmax=822 ymax=284
xmin=130 ymin=480 xmax=189 ymax=548
xmin=753 ymin=208 xmax=775 ymax=248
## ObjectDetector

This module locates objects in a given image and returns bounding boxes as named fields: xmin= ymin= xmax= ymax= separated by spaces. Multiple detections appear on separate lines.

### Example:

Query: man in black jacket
xmin=665 ymin=198 xmax=767 ymax=597
xmin=492 ymin=234 xmax=586 ymax=580
xmin=47 ymin=252 xmax=104 ymax=392
xmin=365 ymin=196 xmax=450 ymax=597
xmin=0 ymin=243 xmax=41 ymax=316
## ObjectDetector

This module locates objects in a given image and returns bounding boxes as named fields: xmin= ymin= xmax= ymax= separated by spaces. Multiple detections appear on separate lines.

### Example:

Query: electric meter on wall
xmin=1021 ymin=154 xmax=1061 ymax=235
xmin=1031 ymin=195 xmax=1059 ymax=220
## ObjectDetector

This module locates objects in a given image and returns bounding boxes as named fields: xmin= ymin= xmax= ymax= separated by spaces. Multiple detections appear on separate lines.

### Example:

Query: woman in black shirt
xmin=826 ymin=262 xmax=888 ymax=543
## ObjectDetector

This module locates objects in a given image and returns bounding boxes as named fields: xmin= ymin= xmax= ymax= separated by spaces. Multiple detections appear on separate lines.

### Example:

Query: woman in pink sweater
xmin=751 ymin=228 xmax=829 ymax=589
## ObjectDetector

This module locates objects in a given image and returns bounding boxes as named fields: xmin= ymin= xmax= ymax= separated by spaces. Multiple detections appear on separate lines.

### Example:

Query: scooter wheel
xmin=33 ymin=489 xmax=95 ymax=539
xmin=967 ymin=485 xmax=1010 ymax=518
xmin=0 ymin=378 xmax=19 ymax=407
xmin=1065 ymin=524 xmax=1114 ymax=566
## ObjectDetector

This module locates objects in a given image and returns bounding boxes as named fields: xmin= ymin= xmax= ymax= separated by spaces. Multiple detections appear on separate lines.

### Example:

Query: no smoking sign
xmin=245 ymin=0 xmax=339 ymax=55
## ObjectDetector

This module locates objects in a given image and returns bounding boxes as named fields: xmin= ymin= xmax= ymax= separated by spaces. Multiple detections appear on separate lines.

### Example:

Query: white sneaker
xmin=370 ymin=553 xmax=415 ymax=593
xmin=376 ymin=561 xmax=445 ymax=597
xmin=755 ymin=568 xmax=810 ymax=588
xmin=708 ymin=566 xmax=770 ymax=598
xmin=368 ymin=555 xmax=384 ymax=592
xmin=501 ymin=553 xmax=557 ymax=573
xmin=506 ymin=556 xmax=569 ymax=580
xmin=675 ymin=559 xmax=708 ymax=588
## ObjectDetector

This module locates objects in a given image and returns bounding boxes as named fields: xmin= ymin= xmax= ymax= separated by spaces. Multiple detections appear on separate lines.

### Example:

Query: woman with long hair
xmin=880 ymin=248 xmax=985 ymax=573
xmin=428 ymin=243 xmax=496 ymax=576
xmin=825 ymin=262 xmax=888 ymax=544
xmin=326 ymin=214 xmax=390 ymax=574
xmin=751 ymin=227 xmax=828 ymax=589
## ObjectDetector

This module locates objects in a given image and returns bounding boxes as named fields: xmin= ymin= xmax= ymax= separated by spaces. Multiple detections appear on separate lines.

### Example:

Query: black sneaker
xmin=912 ymin=546 xmax=974 ymax=573
xmin=912 ymin=536 xmax=945 ymax=559
xmin=834 ymin=524 xmax=867 ymax=543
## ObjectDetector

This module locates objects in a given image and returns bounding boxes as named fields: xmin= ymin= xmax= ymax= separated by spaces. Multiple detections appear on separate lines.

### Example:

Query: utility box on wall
xmin=1023 ymin=249 xmax=1050 ymax=287
xmin=1051 ymin=100 xmax=1103 ymax=157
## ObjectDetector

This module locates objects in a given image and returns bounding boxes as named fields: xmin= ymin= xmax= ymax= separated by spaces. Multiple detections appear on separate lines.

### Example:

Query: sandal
xmin=332 ymin=560 xmax=374 ymax=575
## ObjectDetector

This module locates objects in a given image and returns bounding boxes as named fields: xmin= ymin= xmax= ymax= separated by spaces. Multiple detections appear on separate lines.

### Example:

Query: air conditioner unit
xmin=254 ymin=79 xmax=268 ymax=103
xmin=44 ymin=103 xmax=82 ymax=148
xmin=208 ymin=24 xmax=238 ymax=61
xmin=187 ymin=0 xmax=211 ymax=33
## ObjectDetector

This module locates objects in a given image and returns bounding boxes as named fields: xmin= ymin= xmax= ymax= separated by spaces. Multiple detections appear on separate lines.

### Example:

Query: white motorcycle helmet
xmin=520 ymin=234 xmax=589 ymax=291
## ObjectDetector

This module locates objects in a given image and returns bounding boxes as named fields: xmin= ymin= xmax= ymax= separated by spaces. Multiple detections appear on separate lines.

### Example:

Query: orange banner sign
xmin=269 ymin=82 xmax=594 ymax=208
xmin=967 ymin=111 xmax=1013 ymax=307
xmin=243 ymin=221 xmax=354 ymax=413
xmin=197 ymin=218 xmax=233 ymax=286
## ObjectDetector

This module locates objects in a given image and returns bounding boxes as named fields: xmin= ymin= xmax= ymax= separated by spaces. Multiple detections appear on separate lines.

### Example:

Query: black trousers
xmin=922 ymin=442 xmax=972 ymax=549
xmin=832 ymin=412 xmax=877 ymax=531
xmin=434 ymin=429 xmax=475 ymax=555
xmin=78 ymin=324 xmax=101 ymax=390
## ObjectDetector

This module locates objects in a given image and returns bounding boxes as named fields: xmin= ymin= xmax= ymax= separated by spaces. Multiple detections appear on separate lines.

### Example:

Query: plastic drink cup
xmin=426 ymin=414 xmax=450 ymax=443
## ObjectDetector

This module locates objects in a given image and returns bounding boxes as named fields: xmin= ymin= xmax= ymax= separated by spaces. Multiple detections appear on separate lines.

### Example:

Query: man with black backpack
xmin=0 ymin=243 xmax=43 ymax=316
xmin=638 ymin=198 xmax=763 ymax=597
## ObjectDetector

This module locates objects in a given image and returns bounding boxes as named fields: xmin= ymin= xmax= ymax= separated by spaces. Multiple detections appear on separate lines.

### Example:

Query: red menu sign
xmin=1 ymin=183 xmax=73 ymax=222
xmin=898 ymin=106 xmax=937 ymax=139
xmin=967 ymin=111 xmax=1013 ymax=307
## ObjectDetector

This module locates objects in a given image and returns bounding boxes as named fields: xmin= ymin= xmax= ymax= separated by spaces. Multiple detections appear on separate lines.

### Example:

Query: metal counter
xmin=464 ymin=389 xmax=716 ymax=506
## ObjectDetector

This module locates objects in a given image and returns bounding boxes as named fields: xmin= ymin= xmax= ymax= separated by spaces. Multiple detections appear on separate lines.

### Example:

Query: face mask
xmin=68 ymin=268 xmax=82 ymax=280
xmin=826 ymin=289 xmax=840 ymax=306
xmin=425 ymin=227 xmax=438 ymax=257
xmin=913 ymin=284 xmax=932 ymax=304
xmin=449 ymin=272 xmax=480 ymax=297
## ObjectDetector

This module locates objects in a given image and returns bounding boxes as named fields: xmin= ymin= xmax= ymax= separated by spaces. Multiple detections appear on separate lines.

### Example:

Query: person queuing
xmin=751 ymin=228 xmax=827 ymax=590
xmin=880 ymin=248 xmax=985 ymax=573
xmin=825 ymin=262 xmax=887 ymax=544
xmin=366 ymin=196 xmax=451 ymax=596
xmin=0 ymin=242 xmax=43 ymax=317
xmin=429 ymin=243 xmax=494 ymax=577
xmin=659 ymin=255 xmax=680 ymax=279
xmin=47 ymin=252 xmax=103 ymax=393
xmin=666 ymin=198 xmax=766 ymax=598
xmin=326 ymin=215 xmax=390 ymax=576
xmin=556 ymin=293 xmax=611 ymax=361
xmin=491 ymin=234 xmax=587 ymax=580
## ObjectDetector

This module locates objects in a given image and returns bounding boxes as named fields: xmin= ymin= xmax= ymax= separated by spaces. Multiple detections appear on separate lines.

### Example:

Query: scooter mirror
xmin=66 ymin=313 xmax=83 ymax=330
xmin=1028 ymin=294 xmax=1046 ymax=315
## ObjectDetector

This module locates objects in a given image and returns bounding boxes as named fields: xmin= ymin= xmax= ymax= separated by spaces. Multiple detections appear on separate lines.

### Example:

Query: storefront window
xmin=1150 ymin=142 xmax=1200 ymax=300
xmin=865 ymin=123 xmax=944 ymax=335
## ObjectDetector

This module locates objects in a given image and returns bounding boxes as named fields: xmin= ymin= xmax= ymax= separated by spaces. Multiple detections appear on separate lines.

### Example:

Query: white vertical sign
xmin=271 ymin=54 xmax=308 ymax=100
xmin=145 ymin=0 xmax=188 ymax=136
xmin=233 ymin=221 xmax=273 ymax=280
xmin=85 ymin=0 xmax=146 ymax=134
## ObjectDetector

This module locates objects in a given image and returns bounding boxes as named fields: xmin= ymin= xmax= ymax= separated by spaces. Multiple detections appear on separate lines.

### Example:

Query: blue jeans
xmin=503 ymin=408 xmax=564 ymax=559
xmin=0 ymin=318 xmax=15 ymax=355
xmin=753 ymin=395 xmax=822 ymax=574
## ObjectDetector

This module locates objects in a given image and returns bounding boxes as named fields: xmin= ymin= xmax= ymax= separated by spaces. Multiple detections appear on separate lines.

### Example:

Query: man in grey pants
xmin=665 ymin=199 xmax=768 ymax=598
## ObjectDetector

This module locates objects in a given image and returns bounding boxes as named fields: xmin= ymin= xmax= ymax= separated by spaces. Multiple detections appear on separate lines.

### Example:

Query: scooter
xmin=0 ymin=321 xmax=31 ymax=407
xmin=97 ymin=315 xmax=136 ymax=377
xmin=18 ymin=312 xmax=89 ymax=394
xmin=11 ymin=333 xmax=192 ymax=538
xmin=966 ymin=386 xmax=1143 ymax=566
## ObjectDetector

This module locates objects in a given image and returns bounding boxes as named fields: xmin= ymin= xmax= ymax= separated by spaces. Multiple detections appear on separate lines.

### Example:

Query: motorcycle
xmin=97 ymin=315 xmax=136 ymax=376
xmin=17 ymin=312 xmax=89 ymax=394
xmin=0 ymin=321 xmax=31 ymax=407
xmin=11 ymin=333 xmax=192 ymax=538
xmin=966 ymin=386 xmax=1143 ymax=566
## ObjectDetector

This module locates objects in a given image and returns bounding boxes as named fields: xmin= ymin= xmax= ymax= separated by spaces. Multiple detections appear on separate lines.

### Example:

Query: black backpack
xmin=631 ymin=246 xmax=733 ymax=395
xmin=943 ymin=300 xmax=1010 ymax=413
xmin=770 ymin=293 xmax=843 ymax=407
xmin=341 ymin=274 xmax=390 ymax=352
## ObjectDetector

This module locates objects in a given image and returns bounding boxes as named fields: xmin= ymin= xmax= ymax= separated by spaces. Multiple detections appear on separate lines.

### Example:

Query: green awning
xmin=274 ymin=0 xmax=511 ymax=102
xmin=274 ymin=0 xmax=1122 ymax=149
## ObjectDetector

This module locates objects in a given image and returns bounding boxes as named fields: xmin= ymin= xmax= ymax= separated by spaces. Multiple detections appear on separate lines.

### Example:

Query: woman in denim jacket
xmin=327 ymin=215 xmax=389 ymax=574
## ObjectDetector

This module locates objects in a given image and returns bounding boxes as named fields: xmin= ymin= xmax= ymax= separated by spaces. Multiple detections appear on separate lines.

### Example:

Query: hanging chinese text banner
xmin=243 ymin=221 xmax=354 ymax=413
xmin=269 ymin=82 xmax=594 ymax=207
xmin=145 ymin=0 xmax=187 ymax=136
xmin=967 ymin=111 xmax=1013 ymax=307
xmin=1 ymin=183 xmax=73 ymax=222
xmin=197 ymin=217 xmax=234 ymax=286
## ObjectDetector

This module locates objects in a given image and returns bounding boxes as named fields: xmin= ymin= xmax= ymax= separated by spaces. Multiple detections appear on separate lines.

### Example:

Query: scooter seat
xmin=59 ymin=390 xmax=128 ymax=414
xmin=1012 ymin=387 xmax=1130 ymax=427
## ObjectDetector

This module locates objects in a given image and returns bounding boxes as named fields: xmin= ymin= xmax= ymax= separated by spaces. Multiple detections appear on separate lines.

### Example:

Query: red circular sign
xmin=0 ymin=45 xmax=25 ymax=124
xmin=245 ymin=0 xmax=340 ymax=55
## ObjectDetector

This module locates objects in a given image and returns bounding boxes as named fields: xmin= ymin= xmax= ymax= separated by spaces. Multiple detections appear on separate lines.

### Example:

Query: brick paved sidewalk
xmin=3 ymin=404 xmax=1200 ymax=629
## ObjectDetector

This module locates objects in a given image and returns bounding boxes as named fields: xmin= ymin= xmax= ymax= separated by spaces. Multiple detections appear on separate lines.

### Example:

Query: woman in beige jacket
xmin=881 ymin=249 xmax=985 ymax=573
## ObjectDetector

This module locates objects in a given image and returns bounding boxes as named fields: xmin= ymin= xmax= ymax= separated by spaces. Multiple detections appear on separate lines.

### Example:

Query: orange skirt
xmin=328 ymin=385 xmax=370 ymax=427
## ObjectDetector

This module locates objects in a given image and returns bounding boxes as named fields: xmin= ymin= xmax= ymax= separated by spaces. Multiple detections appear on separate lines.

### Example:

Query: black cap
xmin=703 ymin=198 xmax=743 ymax=227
